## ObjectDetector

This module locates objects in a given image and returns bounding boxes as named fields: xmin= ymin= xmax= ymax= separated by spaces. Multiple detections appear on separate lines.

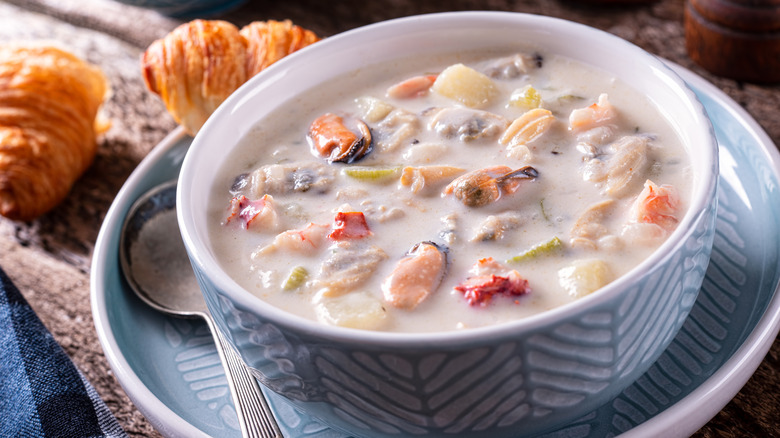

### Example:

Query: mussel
xmin=382 ymin=241 xmax=448 ymax=310
xmin=307 ymin=113 xmax=373 ymax=164
xmin=443 ymin=165 xmax=538 ymax=207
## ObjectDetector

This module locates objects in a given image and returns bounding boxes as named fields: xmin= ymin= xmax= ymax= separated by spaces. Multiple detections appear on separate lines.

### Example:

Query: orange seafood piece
xmin=224 ymin=194 xmax=277 ymax=230
xmin=629 ymin=180 xmax=680 ymax=231
xmin=307 ymin=113 xmax=372 ymax=163
xmin=455 ymin=257 xmax=530 ymax=306
xmin=328 ymin=211 xmax=372 ymax=240
xmin=386 ymin=74 xmax=438 ymax=99
xmin=569 ymin=93 xmax=617 ymax=133
xmin=382 ymin=242 xmax=448 ymax=310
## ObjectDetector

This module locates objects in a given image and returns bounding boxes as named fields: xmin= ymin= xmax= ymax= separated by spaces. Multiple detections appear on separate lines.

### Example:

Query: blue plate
xmin=91 ymin=65 xmax=780 ymax=438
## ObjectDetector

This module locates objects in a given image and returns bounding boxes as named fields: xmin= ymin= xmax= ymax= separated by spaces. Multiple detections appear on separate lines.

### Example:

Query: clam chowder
xmin=207 ymin=50 xmax=691 ymax=333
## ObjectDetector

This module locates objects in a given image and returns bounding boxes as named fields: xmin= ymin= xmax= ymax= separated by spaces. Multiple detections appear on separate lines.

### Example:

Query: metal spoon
xmin=119 ymin=179 xmax=283 ymax=438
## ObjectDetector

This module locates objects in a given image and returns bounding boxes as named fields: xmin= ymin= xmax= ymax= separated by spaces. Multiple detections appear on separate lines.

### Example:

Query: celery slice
xmin=509 ymin=85 xmax=542 ymax=109
xmin=507 ymin=236 xmax=563 ymax=263
xmin=282 ymin=266 xmax=309 ymax=291
xmin=343 ymin=166 xmax=401 ymax=182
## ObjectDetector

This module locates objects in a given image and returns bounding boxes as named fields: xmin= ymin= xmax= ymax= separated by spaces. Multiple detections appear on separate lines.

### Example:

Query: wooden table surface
xmin=1 ymin=0 xmax=778 ymax=436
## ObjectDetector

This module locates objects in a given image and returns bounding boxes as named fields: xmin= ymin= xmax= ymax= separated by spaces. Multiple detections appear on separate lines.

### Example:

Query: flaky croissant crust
xmin=0 ymin=45 xmax=109 ymax=221
xmin=142 ymin=19 xmax=320 ymax=135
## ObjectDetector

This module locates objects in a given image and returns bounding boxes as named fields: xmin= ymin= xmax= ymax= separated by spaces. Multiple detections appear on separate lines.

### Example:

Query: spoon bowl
xmin=119 ymin=179 xmax=283 ymax=438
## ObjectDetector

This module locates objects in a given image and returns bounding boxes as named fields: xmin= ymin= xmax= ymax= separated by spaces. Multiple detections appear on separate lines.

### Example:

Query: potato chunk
xmin=355 ymin=96 xmax=394 ymax=123
xmin=314 ymin=291 xmax=388 ymax=330
xmin=432 ymin=63 xmax=498 ymax=108
xmin=558 ymin=259 xmax=613 ymax=297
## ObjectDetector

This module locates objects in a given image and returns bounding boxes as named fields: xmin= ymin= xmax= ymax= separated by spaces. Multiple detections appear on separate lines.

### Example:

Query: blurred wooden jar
xmin=686 ymin=0 xmax=780 ymax=83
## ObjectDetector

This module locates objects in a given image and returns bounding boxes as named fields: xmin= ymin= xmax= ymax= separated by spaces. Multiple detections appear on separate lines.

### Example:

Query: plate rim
xmin=90 ymin=126 xmax=209 ymax=438
xmin=621 ymin=64 xmax=780 ymax=437
xmin=90 ymin=64 xmax=780 ymax=437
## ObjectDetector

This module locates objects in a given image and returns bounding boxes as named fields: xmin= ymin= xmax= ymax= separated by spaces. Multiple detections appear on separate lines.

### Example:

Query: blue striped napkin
xmin=0 ymin=266 xmax=127 ymax=437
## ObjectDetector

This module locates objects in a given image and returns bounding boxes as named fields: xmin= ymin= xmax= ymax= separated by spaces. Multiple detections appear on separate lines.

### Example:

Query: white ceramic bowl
xmin=178 ymin=11 xmax=718 ymax=437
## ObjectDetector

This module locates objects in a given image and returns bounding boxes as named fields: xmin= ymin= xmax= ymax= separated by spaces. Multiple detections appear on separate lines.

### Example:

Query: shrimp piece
xmin=382 ymin=241 xmax=448 ymax=310
xmin=628 ymin=180 xmax=680 ymax=232
xmin=254 ymin=222 xmax=329 ymax=256
xmin=455 ymin=258 xmax=530 ymax=306
xmin=223 ymin=194 xmax=279 ymax=230
xmin=468 ymin=257 xmax=508 ymax=276
xmin=443 ymin=165 xmax=538 ymax=207
xmin=386 ymin=74 xmax=438 ymax=99
xmin=308 ymin=113 xmax=372 ymax=163
xmin=400 ymin=165 xmax=465 ymax=194
xmin=569 ymin=93 xmax=617 ymax=133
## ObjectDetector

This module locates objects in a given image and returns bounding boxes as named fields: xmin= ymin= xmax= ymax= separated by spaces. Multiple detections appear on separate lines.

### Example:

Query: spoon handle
xmin=208 ymin=317 xmax=284 ymax=438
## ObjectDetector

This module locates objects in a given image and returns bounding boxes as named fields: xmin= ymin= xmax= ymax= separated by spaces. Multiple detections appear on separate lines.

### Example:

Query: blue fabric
xmin=0 ymin=266 xmax=127 ymax=438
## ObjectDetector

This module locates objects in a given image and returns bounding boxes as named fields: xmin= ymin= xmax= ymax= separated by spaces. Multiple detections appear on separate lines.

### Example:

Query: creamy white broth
xmin=207 ymin=49 xmax=691 ymax=333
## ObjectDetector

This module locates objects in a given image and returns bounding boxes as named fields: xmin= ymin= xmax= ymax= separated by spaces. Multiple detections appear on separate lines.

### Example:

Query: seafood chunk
xmin=569 ymin=199 xmax=616 ymax=249
xmin=470 ymin=211 xmax=523 ymax=242
xmin=223 ymin=194 xmax=279 ymax=231
xmin=382 ymin=242 xmax=448 ymax=310
xmin=622 ymin=222 xmax=667 ymax=246
xmin=500 ymin=109 xmax=555 ymax=161
xmin=455 ymin=258 xmax=530 ymax=306
xmin=628 ymin=180 xmax=680 ymax=232
xmin=569 ymin=93 xmax=617 ymax=134
xmin=428 ymin=107 xmax=509 ymax=142
xmin=386 ymin=74 xmax=438 ymax=99
xmin=254 ymin=222 xmax=329 ymax=256
xmin=316 ymin=241 xmax=388 ymax=297
xmin=432 ymin=63 xmax=498 ymax=108
xmin=314 ymin=290 xmax=388 ymax=330
xmin=483 ymin=53 xmax=542 ymax=79
xmin=558 ymin=259 xmax=613 ymax=297
xmin=328 ymin=211 xmax=372 ymax=240
xmin=443 ymin=165 xmax=538 ymax=207
xmin=244 ymin=161 xmax=336 ymax=196
xmin=439 ymin=213 xmax=458 ymax=245
xmin=373 ymin=108 xmax=419 ymax=153
xmin=308 ymin=113 xmax=372 ymax=163
xmin=605 ymin=135 xmax=650 ymax=197
xmin=576 ymin=125 xmax=616 ymax=146
xmin=402 ymin=142 xmax=448 ymax=164
xmin=400 ymin=165 xmax=465 ymax=194
xmin=499 ymin=108 xmax=556 ymax=147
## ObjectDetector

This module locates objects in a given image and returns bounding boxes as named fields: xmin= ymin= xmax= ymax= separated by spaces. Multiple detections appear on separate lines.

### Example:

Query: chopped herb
xmin=540 ymin=198 xmax=551 ymax=222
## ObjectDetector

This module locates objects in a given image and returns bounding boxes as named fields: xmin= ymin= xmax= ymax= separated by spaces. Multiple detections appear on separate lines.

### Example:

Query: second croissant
xmin=142 ymin=19 xmax=320 ymax=135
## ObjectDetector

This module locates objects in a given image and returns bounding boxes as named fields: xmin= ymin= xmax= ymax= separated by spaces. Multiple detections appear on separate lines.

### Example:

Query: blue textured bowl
xmin=111 ymin=0 xmax=247 ymax=17
xmin=177 ymin=12 xmax=718 ymax=437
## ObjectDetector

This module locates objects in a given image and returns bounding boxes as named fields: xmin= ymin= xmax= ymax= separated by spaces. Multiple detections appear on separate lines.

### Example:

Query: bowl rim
xmin=178 ymin=10 xmax=718 ymax=346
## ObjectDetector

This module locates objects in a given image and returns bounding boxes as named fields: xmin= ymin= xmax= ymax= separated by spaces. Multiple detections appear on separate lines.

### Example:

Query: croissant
xmin=142 ymin=19 xmax=320 ymax=135
xmin=0 ymin=45 xmax=109 ymax=221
